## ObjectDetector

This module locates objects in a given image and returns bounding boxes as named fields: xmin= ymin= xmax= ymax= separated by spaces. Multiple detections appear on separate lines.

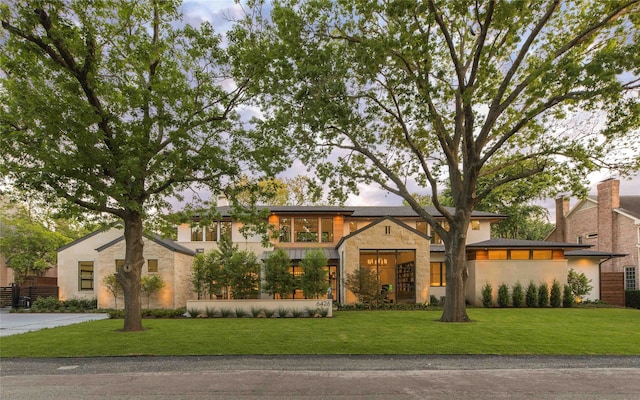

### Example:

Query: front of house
xmin=57 ymin=203 xmax=606 ymax=308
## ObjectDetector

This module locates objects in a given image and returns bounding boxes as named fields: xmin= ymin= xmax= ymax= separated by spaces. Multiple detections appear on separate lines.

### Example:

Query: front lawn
xmin=1 ymin=308 xmax=638 ymax=357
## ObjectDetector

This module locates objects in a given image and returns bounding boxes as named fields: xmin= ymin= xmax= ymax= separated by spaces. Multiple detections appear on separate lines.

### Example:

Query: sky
xmin=175 ymin=0 xmax=639 ymax=217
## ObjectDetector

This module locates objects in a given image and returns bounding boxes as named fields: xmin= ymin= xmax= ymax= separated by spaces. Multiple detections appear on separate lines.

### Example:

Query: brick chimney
xmin=553 ymin=196 xmax=570 ymax=242
xmin=597 ymin=178 xmax=620 ymax=252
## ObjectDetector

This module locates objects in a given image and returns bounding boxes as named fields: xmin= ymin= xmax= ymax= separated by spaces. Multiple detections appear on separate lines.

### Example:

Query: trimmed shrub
xmin=626 ymin=290 xmax=640 ymax=309
xmin=481 ymin=282 xmax=493 ymax=308
xmin=550 ymin=279 xmax=562 ymax=308
xmin=525 ymin=281 xmax=538 ymax=308
xmin=512 ymin=282 xmax=525 ymax=308
xmin=497 ymin=283 xmax=510 ymax=308
xmin=563 ymin=285 xmax=574 ymax=308
xmin=429 ymin=295 xmax=439 ymax=306
xmin=538 ymin=282 xmax=549 ymax=308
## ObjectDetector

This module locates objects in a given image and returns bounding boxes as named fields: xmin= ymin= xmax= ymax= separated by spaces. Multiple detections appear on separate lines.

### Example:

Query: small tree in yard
xmin=300 ymin=249 xmax=329 ymax=299
xmin=103 ymin=274 xmax=123 ymax=309
xmin=226 ymin=250 xmax=260 ymax=299
xmin=345 ymin=266 xmax=380 ymax=308
xmin=512 ymin=282 xmax=525 ymax=308
xmin=550 ymin=279 xmax=562 ymax=308
xmin=538 ymin=282 xmax=550 ymax=308
xmin=191 ymin=249 xmax=227 ymax=300
xmin=263 ymin=248 xmax=295 ymax=299
xmin=497 ymin=283 xmax=510 ymax=308
xmin=481 ymin=283 xmax=493 ymax=308
xmin=526 ymin=282 xmax=538 ymax=308
xmin=141 ymin=275 xmax=165 ymax=309
xmin=568 ymin=269 xmax=593 ymax=302
xmin=563 ymin=285 xmax=575 ymax=308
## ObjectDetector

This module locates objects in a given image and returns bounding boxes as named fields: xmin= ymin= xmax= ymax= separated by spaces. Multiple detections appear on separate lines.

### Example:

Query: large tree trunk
xmin=440 ymin=219 xmax=471 ymax=322
xmin=116 ymin=211 xmax=145 ymax=332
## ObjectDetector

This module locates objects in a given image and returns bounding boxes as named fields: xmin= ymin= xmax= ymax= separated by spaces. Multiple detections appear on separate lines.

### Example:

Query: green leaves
xmin=1 ymin=0 xmax=288 ymax=223
xmin=0 ymin=208 xmax=71 ymax=283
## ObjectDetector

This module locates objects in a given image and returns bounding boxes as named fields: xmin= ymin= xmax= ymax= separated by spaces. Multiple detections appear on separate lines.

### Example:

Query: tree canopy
xmin=1 ymin=0 xmax=287 ymax=330
xmin=0 ymin=207 xmax=71 ymax=283
xmin=238 ymin=0 xmax=640 ymax=321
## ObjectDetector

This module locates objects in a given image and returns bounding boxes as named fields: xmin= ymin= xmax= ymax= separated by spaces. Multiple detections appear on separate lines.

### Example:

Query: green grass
xmin=1 ymin=308 xmax=639 ymax=357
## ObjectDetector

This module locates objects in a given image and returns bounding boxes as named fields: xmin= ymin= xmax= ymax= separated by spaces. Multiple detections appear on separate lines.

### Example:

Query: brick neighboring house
xmin=547 ymin=178 xmax=640 ymax=296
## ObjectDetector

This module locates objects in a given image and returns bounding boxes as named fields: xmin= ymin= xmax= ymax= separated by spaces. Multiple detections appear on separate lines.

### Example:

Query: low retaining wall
xmin=186 ymin=299 xmax=333 ymax=317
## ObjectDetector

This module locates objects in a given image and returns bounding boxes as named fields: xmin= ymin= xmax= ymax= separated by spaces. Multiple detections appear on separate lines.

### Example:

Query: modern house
xmin=547 ymin=178 xmax=639 ymax=304
xmin=56 ymin=198 xmax=607 ymax=308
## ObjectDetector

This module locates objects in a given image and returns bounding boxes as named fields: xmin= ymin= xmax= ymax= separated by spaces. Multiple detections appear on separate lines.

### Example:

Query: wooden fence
xmin=601 ymin=272 xmax=625 ymax=307
xmin=0 ymin=284 xmax=59 ymax=308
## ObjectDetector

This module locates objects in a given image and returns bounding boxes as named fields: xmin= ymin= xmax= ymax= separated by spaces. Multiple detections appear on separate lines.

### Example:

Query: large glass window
xmin=321 ymin=218 xmax=334 ymax=242
xmin=430 ymin=222 xmax=448 ymax=244
xmin=279 ymin=217 xmax=291 ymax=242
xmin=79 ymin=261 xmax=94 ymax=291
xmin=191 ymin=226 xmax=203 ymax=241
xmin=625 ymin=267 xmax=637 ymax=290
xmin=430 ymin=262 xmax=446 ymax=287
xmin=359 ymin=250 xmax=416 ymax=304
xmin=205 ymin=223 xmax=218 ymax=242
xmin=220 ymin=221 xmax=232 ymax=241
xmin=349 ymin=221 xmax=358 ymax=233
xmin=294 ymin=217 xmax=318 ymax=242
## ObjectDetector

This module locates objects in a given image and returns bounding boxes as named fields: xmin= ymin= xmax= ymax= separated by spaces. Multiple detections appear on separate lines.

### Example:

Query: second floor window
xmin=295 ymin=217 xmax=319 ymax=242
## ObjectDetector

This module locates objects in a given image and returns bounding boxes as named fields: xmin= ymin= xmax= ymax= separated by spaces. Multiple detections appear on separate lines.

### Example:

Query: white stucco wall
xmin=466 ymin=259 xmax=568 ymax=306
xmin=567 ymin=257 xmax=601 ymax=302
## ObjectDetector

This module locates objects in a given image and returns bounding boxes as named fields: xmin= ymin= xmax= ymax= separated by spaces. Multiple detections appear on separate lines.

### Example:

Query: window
xmin=220 ymin=221 xmax=232 ymax=241
xmin=115 ymin=259 xmax=125 ymax=272
xmin=148 ymin=259 xmax=158 ymax=273
xmin=79 ymin=261 xmax=94 ymax=291
xmin=430 ymin=262 xmax=446 ymax=287
xmin=191 ymin=226 xmax=203 ymax=241
xmin=294 ymin=217 xmax=318 ymax=242
xmin=586 ymin=233 xmax=598 ymax=239
xmin=532 ymin=250 xmax=553 ymax=260
xmin=205 ymin=223 xmax=218 ymax=242
xmin=471 ymin=220 xmax=480 ymax=230
xmin=349 ymin=221 xmax=358 ymax=233
xmin=321 ymin=218 xmax=334 ymax=242
xmin=430 ymin=222 xmax=448 ymax=244
xmin=416 ymin=221 xmax=427 ymax=234
xmin=509 ymin=250 xmax=530 ymax=260
xmin=384 ymin=226 xmax=391 ymax=235
xmin=279 ymin=217 xmax=291 ymax=242
xmin=625 ymin=267 xmax=637 ymax=290
xmin=488 ymin=250 xmax=508 ymax=260
xmin=577 ymin=236 xmax=583 ymax=244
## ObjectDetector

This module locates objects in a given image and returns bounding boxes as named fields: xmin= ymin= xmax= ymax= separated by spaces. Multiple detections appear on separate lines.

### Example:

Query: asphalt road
xmin=2 ymin=355 xmax=639 ymax=399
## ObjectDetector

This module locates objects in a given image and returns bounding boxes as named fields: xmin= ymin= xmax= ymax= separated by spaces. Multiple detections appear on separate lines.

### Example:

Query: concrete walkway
xmin=0 ymin=308 xmax=109 ymax=337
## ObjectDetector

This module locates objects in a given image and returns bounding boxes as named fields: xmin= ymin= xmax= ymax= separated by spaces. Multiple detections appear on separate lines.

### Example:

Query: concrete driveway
xmin=0 ymin=308 xmax=109 ymax=337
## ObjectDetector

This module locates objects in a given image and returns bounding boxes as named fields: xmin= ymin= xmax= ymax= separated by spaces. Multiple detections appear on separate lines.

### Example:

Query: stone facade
xmin=336 ymin=217 xmax=431 ymax=304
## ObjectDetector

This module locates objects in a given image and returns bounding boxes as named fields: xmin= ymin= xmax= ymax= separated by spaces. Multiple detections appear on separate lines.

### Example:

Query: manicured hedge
xmin=625 ymin=290 xmax=640 ymax=309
